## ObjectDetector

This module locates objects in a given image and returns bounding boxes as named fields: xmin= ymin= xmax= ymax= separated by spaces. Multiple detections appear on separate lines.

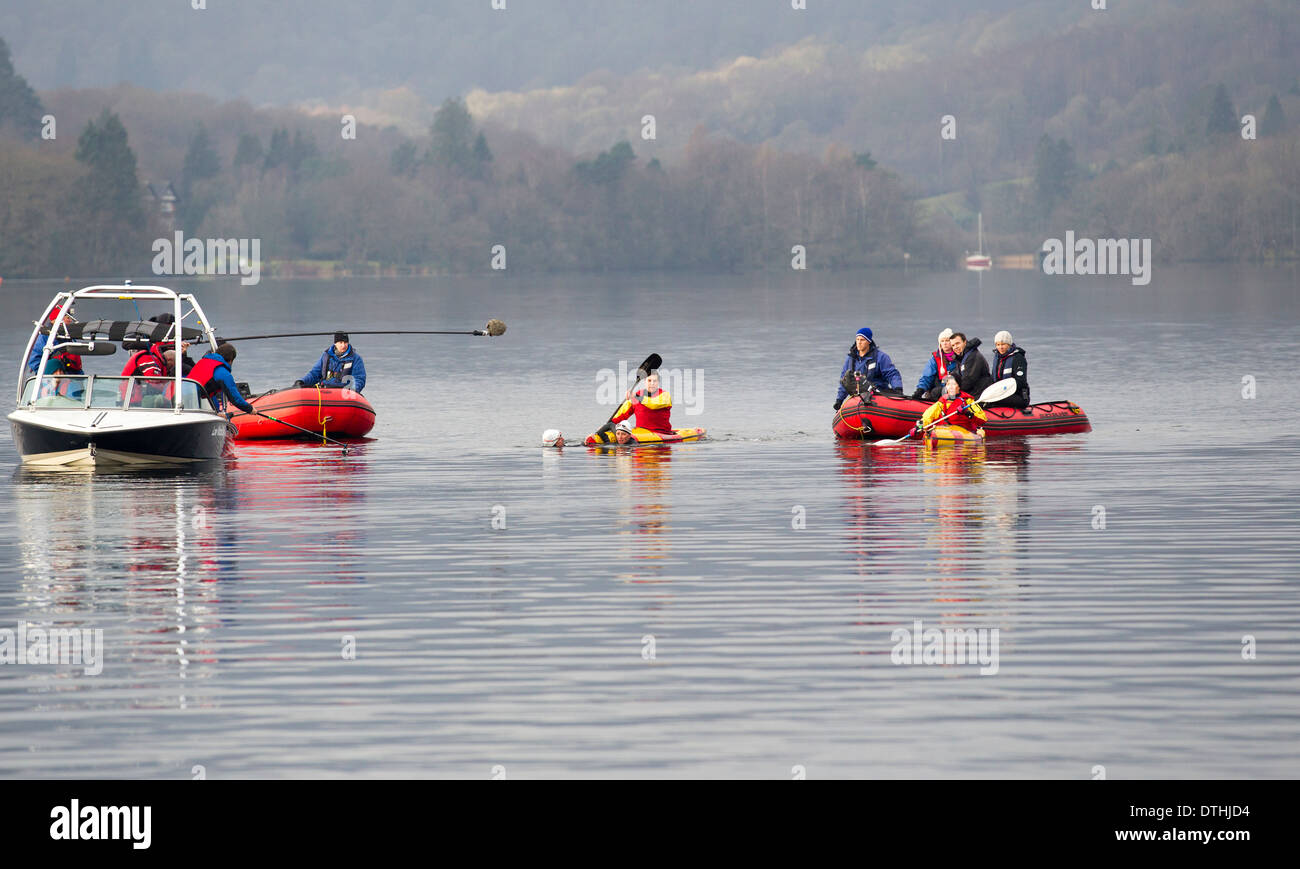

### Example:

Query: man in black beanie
xmin=297 ymin=331 xmax=366 ymax=393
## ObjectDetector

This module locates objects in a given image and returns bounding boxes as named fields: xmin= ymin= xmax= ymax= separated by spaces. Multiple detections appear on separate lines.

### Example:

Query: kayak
xmin=584 ymin=426 xmax=707 ymax=446
xmin=230 ymin=386 xmax=376 ymax=440
xmin=923 ymin=424 xmax=985 ymax=447
xmin=834 ymin=393 xmax=1089 ymax=440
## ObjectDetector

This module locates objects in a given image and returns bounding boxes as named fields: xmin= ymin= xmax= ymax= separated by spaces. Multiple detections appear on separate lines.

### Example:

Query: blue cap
xmin=856 ymin=327 xmax=873 ymax=342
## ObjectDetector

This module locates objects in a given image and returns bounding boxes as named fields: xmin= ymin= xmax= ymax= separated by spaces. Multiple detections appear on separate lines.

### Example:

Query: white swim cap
xmin=542 ymin=428 xmax=562 ymax=446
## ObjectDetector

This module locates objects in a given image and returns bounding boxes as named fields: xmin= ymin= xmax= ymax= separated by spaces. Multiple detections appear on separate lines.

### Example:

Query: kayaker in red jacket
xmin=916 ymin=376 xmax=987 ymax=435
xmin=611 ymin=371 xmax=673 ymax=433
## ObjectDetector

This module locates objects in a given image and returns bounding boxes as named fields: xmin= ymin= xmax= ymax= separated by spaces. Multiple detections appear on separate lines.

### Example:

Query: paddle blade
xmin=979 ymin=377 xmax=1019 ymax=404
xmin=485 ymin=319 xmax=506 ymax=337
xmin=636 ymin=353 xmax=662 ymax=380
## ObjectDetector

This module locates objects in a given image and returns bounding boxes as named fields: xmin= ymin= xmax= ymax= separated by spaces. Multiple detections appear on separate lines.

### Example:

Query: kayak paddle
xmin=872 ymin=377 xmax=1017 ymax=447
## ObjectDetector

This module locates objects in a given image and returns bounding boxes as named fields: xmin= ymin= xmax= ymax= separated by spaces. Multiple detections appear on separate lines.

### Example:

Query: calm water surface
xmin=1 ymin=266 xmax=1298 ymax=778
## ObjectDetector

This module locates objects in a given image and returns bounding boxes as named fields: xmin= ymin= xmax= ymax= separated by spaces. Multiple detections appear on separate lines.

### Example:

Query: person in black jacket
xmin=950 ymin=332 xmax=993 ymax=397
xmin=987 ymin=330 xmax=1030 ymax=409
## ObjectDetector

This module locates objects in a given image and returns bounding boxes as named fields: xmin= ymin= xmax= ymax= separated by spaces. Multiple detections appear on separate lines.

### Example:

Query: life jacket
xmin=188 ymin=355 xmax=229 ymax=401
xmin=614 ymin=388 xmax=673 ymax=433
xmin=993 ymin=347 xmax=1021 ymax=380
xmin=934 ymin=393 xmax=983 ymax=433
xmin=322 ymin=348 xmax=356 ymax=381
xmin=120 ymin=346 xmax=170 ymax=405
xmin=48 ymin=351 xmax=83 ymax=374
xmin=932 ymin=349 xmax=952 ymax=381
xmin=122 ymin=346 xmax=167 ymax=378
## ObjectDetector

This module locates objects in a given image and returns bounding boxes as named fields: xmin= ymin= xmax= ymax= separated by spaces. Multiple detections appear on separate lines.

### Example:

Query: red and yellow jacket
xmin=612 ymin=388 xmax=673 ymax=433
xmin=921 ymin=392 xmax=986 ymax=433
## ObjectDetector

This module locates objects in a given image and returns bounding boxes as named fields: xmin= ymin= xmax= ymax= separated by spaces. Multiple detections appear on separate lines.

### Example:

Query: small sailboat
xmin=964 ymin=212 xmax=992 ymax=271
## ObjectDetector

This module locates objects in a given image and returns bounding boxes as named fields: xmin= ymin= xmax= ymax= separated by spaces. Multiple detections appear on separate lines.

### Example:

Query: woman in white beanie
xmin=987 ymin=330 xmax=1030 ymax=408
xmin=910 ymin=327 xmax=958 ymax=401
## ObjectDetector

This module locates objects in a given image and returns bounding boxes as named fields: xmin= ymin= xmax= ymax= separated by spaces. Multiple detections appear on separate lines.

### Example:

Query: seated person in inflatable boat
xmin=297 ymin=331 xmax=366 ymax=393
xmin=833 ymin=327 xmax=902 ymax=410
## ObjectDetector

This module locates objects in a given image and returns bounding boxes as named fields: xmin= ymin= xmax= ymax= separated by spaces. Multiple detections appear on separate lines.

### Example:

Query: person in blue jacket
xmin=28 ymin=304 xmax=83 ymax=376
xmin=297 ymin=331 xmax=366 ymax=393
xmin=833 ymin=327 xmax=902 ymax=409
xmin=189 ymin=344 xmax=255 ymax=415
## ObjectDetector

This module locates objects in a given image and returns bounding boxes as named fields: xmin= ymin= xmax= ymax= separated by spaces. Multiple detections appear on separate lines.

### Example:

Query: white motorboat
xmin=9 ymin=284 xmax=233 ymax=468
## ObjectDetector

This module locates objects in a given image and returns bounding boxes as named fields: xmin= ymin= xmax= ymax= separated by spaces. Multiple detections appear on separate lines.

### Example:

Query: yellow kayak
xmin=923 ymin=424 xmax=985 ymax=447
xmin=584 ymin=427 xmax=707 ymax=446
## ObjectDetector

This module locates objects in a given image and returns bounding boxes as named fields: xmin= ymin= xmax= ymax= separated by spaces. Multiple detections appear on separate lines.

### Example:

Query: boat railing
xmin=19 ymin=375 xmax=207 ymax=412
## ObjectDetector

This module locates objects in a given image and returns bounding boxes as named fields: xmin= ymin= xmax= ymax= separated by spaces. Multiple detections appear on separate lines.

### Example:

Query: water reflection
xmin=228 ymin=443 xmax=371 ymax=587
xmin=12 ymin=466 xmax=232 ymax=709
xmin=835 ymin=438 xmax=1036 ymax=587
xmin=9 ymin=446 xmax=370 ymax=710
xmin=589 ymin=444 xmax=673 ymax=579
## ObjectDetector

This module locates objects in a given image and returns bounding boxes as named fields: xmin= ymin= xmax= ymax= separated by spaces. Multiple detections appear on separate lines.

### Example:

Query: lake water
xmin=1 ymin=266 xmax=1298 ymax=778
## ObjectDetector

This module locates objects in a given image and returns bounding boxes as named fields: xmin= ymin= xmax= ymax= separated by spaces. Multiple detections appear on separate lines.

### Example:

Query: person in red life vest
xmin=120 ymin=342 xmax=170 ymax=406
xmin=986 ymin=329 xmax=1030 ymax=409
xmin=911 ymin=327 xmax=957 ymax=401
xmin=610 ymin=371 xmax=673 ymax=434
xmin=121 ymin=343 xmax=168 ymax=378
xmin=188 ymin=343 xmax=254 ymax=416
xmin=146 ymin=313 xmax=195 ymax=376
xmin=915 ymin=375 xmax=986 ymax=436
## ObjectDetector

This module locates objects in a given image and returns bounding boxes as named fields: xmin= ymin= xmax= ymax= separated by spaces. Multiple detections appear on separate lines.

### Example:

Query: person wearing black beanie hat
xmin=296 ymin=331 xmax=367 ymax=393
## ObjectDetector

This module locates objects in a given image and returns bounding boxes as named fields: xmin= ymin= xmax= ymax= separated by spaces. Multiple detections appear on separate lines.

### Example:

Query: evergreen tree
xmin=181 ymin=124 xmax=221 ymax=193
xmin=288 ymin=130 xmax=320 ymax=180
xmin=473 ymin=132 xmax=493 ymax=169
xmin=233 ymin=133 xmax=264 ymax=169
xmin=75 ymin=110 xmax=145 ymax=223
xmin=73 ymin=110 xmax=147 ymax=273
xmin=428 ymin=98 xmax=476 ymax=173
xmin=263 ymin=128 xmax=291 ymax=171
xmin=575 ymin=141 xmax=636 ymax=185
xmin=1032 ymin=134 xmax=1078 ymax=215
xmin=0 ymin=36 xmax=45 ymax=140
xmin=1205 ymin=83 xmax=1237 ymax=138
xmin=1260 ymin=94 xmax=1286 ymax=137
xmin=390 ymin=141 xmax=419 ymax=177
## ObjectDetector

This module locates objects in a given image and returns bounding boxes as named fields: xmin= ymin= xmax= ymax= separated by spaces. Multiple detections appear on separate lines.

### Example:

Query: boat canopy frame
xmin=16 ymin=284 xmax=221 ymax=413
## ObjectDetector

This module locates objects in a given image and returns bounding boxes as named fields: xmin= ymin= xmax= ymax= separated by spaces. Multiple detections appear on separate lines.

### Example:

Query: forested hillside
xmin=0 ymin=0 xmax=1296 ymax=277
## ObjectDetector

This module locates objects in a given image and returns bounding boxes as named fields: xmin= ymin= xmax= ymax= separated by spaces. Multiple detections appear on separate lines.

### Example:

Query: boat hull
xmin=9 ymin=409 xmax=232 ymax=467
xmin=584 ymin=426 xmax=706 ymax=446
xmin=230 ymin=387 xmax=376 ymax=439
xmin=834 ymin=394 xmax=1090 ymax=439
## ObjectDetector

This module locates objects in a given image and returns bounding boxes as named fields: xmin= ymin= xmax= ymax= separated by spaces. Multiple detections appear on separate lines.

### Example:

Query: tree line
xmin=1 ymin=31 xmax=1297 ymax=279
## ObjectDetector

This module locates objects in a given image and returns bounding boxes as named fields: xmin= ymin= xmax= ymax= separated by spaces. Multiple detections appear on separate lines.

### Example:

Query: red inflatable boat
xmin=230 ymin=386 xmax=376 ymax=440
xmin=833 ymin=392 xmax=1089 ymax=440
